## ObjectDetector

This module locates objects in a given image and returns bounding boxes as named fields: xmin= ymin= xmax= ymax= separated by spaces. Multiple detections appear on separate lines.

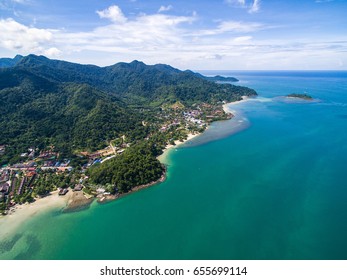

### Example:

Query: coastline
xmin=94 ymin=96 xmax=251 ymax=203
xmin=222 ymin=96 xmax=249 ymax=113
xmin=63 ymin=191 xmax=94 ymax=212
xmin=0 ymin=133 xmax=201 ymax=232
xmin=0 ymin=98 xmax=247 ymax=235
xmin=157 ymin=132 xmax=201 ymax=164
xmin=97 ymin=171 xmax=167 ymax=204
xmin=0 ymin=190 xmax=72 ymax=239
xmin=99 ymin=132 xmax=201 ymax=204
xmin=159 ymin=96 xmax=251 ymax=163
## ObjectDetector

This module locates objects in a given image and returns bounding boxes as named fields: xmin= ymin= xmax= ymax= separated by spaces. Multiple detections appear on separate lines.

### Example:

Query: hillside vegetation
xmin=0 ymin=55 xmax=257 ymax=198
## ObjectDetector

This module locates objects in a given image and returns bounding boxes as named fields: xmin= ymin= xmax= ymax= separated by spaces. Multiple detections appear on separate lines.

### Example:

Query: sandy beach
xmin=0 ymin=133 xmax=199 ymax=237
xmin=158 ymin=97 xmax=251 ymax=163
xmin=157 ymin=132 xmax=201 ymax=163
xmin=0 ymin=98 xmax=247 ymax=238
xmin=222 ymin=96 xmax=250 ymax=113
xmin=162 ymin=132 xmax=201 ymax=153
xmin=0 ymin=190 xmax=72 ymax=239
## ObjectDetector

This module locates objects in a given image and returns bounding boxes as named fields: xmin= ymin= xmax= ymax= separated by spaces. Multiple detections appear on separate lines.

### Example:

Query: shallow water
xmin=1 ymin=71 xmax=347 ymax=260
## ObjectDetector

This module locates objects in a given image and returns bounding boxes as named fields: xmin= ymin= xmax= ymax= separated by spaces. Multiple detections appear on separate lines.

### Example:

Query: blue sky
xmin=0 ymin=0 xmax=346 ymax=70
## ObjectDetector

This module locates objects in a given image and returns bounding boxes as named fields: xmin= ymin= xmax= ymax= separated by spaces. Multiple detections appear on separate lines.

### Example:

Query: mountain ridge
xmin=0 ymin=54 xmax=257 ymax=165
xmin=0 ymin=55 xmax=24 ymax=68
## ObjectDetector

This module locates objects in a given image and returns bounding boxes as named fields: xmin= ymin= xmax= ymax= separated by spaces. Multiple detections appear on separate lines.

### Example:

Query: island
xmin=0 ymin=54 xmax=257 ymax=215
xmin=286 ymin=93 xmax=313 ymax=100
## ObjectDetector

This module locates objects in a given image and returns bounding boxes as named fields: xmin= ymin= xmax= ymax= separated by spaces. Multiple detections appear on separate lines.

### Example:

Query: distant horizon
xmin=198 ymin=69 xmax=347 ymax=72
xmin=2 ymin=53 xmax=347 ymax=73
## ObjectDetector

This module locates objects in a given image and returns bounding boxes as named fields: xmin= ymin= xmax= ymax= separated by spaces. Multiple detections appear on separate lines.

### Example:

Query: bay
xmin=1 ymin=71 xmax=347 ymax=260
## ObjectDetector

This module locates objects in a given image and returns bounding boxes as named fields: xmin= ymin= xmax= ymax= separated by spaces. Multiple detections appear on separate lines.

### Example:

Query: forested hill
xmin=0 ymin=68 xmax=142 ymax=164
xmin=0 ymin=55 xmax=23 ymax=68
xmin=11 ymin=55 xmax=255 ymax=104
xmin=0 ymin=54 xmax=256 ymax=165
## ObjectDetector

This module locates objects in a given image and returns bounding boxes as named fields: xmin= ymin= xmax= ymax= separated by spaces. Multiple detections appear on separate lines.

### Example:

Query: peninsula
xmin=0 ymin=55 xmax=257 ymax=215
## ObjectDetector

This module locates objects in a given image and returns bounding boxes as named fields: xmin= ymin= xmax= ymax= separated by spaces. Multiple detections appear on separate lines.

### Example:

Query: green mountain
xmin=0 ymin=55 xmax=23 ymax=68
xmin=0 ymin=68 xmax=143 ymax=164
xmin=15 ymin=55 xmax=253 ymax=105
xmin=0 ymin=55 xmax=256 ymax=165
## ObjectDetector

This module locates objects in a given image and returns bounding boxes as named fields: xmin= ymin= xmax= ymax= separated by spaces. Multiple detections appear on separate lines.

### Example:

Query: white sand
xmin=159 ymin=97 xmax=251 ymax=164
xmin=222 ymin=96 xmax=249 ymax=113
xmin=0 ymin=96 xmax=251 ymax=237
xmin=0 ymin=190 xmax=72 ymax=239
xmin=158 ymin=132 xmax=201 ymax=163
xmin=0 ymin=131 xmax=199 ymax=237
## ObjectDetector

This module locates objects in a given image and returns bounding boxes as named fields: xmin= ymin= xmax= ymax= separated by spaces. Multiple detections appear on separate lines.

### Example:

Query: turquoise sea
xmin=1 ymin=71 xmax=347 ymax=260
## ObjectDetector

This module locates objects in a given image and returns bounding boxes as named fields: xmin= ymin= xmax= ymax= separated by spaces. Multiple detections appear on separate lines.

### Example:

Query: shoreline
xmin=97 ymin=171 xmax=167 ymax=204
xmin=0 ymin=190 xmax=72 ymax=239
xmin=63 ymin=191 xmax=94 ymax=212
xmin=222 ymin=96 xmax=250 ymax=113
xmin=0 ymin=133 xmax=200 ymax=232
xmin=157 ymin=132 xmax=201 ymax=163
xmin=98 ymin=131 xmax=203 ymax=204
xmin=0 ymin=98 xmax=249 ymax=236
xmin=97 ymin=132 xmax=201 ymax=204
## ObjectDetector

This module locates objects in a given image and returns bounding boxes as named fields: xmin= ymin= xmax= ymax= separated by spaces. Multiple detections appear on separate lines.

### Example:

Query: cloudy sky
xmin=0 ymin=0 xmax=346 ymax=70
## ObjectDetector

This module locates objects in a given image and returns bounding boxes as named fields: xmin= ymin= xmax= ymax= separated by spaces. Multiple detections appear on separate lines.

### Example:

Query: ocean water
xmin=1 ymin=71 xmax=347 ymax=260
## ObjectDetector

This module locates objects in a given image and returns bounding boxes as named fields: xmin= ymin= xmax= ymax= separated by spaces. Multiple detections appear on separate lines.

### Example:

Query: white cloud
xmin=195 ymin=21 xmax=265 ymax=36
xmin=219 ymin=21 xmax=263 ymax=33
xmin=0 ymin=18 xmax=55 ymax=53
xmin=158 ymin=5 xmax=173 ymax=13
xmin=203 ymin=54 xmax=224 ymax=60
xmin=0 ymin=0 xmax=28 ymax=11
xmin=233 ymin=36 xmax=253 ymax=43
xmin=43 ymin=47 xmax=62 ymax=57
xmin=248 ymin=0 xmax=260 ymax=13
xmin=225 ymin=0 xmax=246 ymax=5
xmin=1 ymin=5 xmax=346 ymax=70
xmin=225 ymin=0 xmax=261 ymax=13
xmin=11 ymin=0 xmax=28 ymax=3
xmin=52 ymin=6 xmax=196 ymax=58
xmin=96 ymin=5 xmax=127 ymax=23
